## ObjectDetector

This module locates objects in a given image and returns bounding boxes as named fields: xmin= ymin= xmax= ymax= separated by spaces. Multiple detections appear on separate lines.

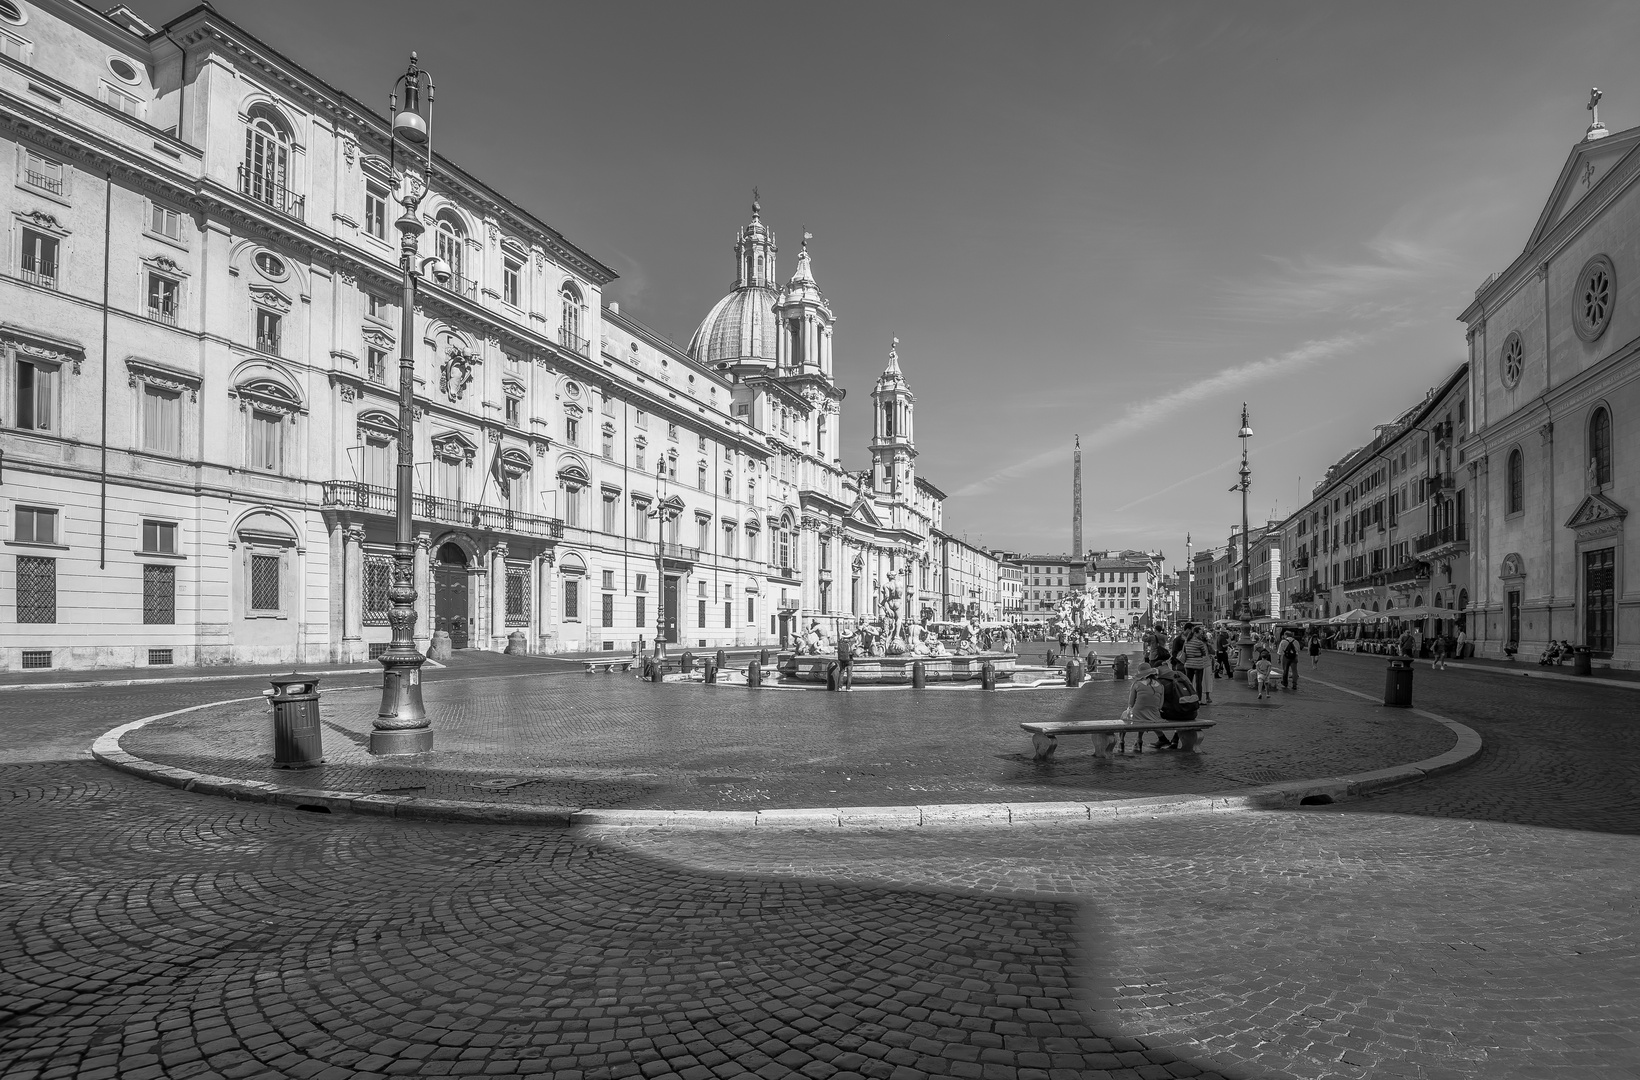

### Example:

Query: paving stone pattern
xmin=120 ymin=671 xmax=1452 ymax=811
xmin=3 ymin=651 xmax=1637 ymax=1078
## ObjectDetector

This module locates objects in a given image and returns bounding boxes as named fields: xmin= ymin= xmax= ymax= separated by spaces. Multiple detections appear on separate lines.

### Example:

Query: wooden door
xmin=435 ymin=568 xmax=470 ymax=649
xmin=662 ymin=576 xmax=679 ymax=644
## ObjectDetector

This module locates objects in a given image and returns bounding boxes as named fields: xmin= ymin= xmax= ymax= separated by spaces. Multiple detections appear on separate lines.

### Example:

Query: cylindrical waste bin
xmin=269 ymin=673 xmax=323 ymax=768
xmin=911 ymin=660 xmax=926 ymax=689
xmin=1383 ymin=658 xmax=1413 ymax=708
xmin=1112 ymin=655 xmax=1129 ymax=680
xmin=1574 ymin=646 xmax=1592 ymax=677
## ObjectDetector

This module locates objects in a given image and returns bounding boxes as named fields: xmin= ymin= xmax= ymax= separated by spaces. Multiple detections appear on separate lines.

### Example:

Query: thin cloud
xmin=1108 ymin=418 xmax=1335 ymax=514
xmin=949 ymin=332 xmax=1366 ymax=498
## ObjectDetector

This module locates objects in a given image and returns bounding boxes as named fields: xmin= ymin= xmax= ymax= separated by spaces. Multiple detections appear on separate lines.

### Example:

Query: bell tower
xmin=870 ymin=337 xmax=916 ymax=496
xmin=774 ymin=230 xmax=834 ymax=379
xmin=733 ymin=190 xmax=776 ymax=288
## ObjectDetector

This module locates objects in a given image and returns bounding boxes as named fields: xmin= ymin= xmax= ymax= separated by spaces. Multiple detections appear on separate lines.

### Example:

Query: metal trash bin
xmin=1574 ymin=647 xmax=1593 ymax=676
xmin=1383 ymin=658 xmax=1413 ymax=708
xmin=269 ymin=673 xmax=324 ymax=768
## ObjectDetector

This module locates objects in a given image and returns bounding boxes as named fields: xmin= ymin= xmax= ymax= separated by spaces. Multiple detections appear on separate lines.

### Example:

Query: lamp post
xmin=372 ymin=54 xmax=444 ymax=755
xmin=1231 ymin=404 xmax=1254 ymax=677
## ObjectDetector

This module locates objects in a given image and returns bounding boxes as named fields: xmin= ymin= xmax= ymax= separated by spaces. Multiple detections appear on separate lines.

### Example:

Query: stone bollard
xmin=1065 ymin=660 xmax=1082 ymax=687
xmin=1046 ymin=649 xmax=1057 ymax=667
xmin=704 ymin=660 xmax=717 ymax=685
xmin=681 ymin=651 xmax=695 ymax=674
xmin=912 ymin=660 xmax=927 ymax=689
xmin=1112 ymin=655 xmax=1128 ymax=680
xmin=747 ymin=660 xmax=762 ymax=687
xmin=504 ymin=630 xmax=528 ymax=655
xmin=759 ymin=648 xmax=771 ymax=667
xmin=715 ymin=648 xmax=728 ymax=670
xmin=981 ymin=661 xmax=997 ymax=691
xmin=428 ymin=630 xmax=453 ymax=662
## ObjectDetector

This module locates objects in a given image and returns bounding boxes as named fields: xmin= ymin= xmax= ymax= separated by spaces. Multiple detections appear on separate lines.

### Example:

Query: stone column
xmin=414 ymin=533 xmax=433 ymax=653
xmin=343 ymin=525 xmax=365 ymax=660
xmin=490 ymin=542 xmax=509 ymax=650
xmin=538 ymin=550 xmax=556 ymax=652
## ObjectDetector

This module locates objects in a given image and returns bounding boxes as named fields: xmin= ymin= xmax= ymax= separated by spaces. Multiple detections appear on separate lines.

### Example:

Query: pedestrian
xmin=1399 ymin=625 xmax=1416 ymax=658
xmin=1070 ymin=632 xmax=1081 ymax=658
xmin=1183 ymin=625 xmax=1212 ymax=704
xmin=1308 ymin=629 xmax=1322 ymax=668
xmin=1430 ymin=632 xmax=1448 ymax=670
xmin=1455 ymin=627 xmax=1468 ymax=659
xmin=1254 ymin=648 xmax=1275 ymax=699
xmin=1277 ymin=629 xmax=1300 ymax=691
xmin=1057 ymin=628 xmax=1067 ymax=655
xmin=836 ymin=625 xmax=857 ymax=691
xmin=1214 ymin=628 xmax=1231 ymax=679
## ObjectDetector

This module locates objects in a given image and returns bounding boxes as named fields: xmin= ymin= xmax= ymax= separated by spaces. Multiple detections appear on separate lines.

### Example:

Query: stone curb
xmin=91 ymin=691 xmax=1484 ymax=831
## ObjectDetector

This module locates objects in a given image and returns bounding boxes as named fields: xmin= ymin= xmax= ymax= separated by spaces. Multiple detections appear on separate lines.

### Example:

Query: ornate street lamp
xmin=372 ymin=54 xmax=447 ymax=755
xmin=1231 ymin=404 xmax=1254 ymax=677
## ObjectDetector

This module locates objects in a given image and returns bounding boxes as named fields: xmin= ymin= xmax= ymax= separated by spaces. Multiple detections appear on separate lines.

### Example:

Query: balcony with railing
xmin=20 ymin=252 xmax=57 ymax=290
xmin=25 ymin=169 xmax=63 ymax=195
xmin=1415 ymin=522 xmax=1469 ymax=556
xmin=238 ymin=165 xmax=306 ymax=221
xmin=323 ymin=482 xmax=564 ymax=540
xmin=256 ymin=334 xmax=281 ymax=357
xmin=439 ymin=272 xmax=478 ymax=301
xmin=659 ymin=541 xmax=701 ymax=566
xmin=558 ymin=326 xmax=590 ymax=357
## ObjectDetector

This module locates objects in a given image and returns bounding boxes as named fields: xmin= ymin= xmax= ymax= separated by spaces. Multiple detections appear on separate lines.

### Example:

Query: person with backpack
xmin=1277 ymin=629 xmax=1300 ymax=691
xmin=1154 ymin=664 xmax=1201 ymax=748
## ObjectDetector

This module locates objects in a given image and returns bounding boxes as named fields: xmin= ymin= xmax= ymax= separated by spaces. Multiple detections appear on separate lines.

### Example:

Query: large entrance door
xmin=662 ymin=576 xmax=680 ymax=644
xmin=1585 ymin=547 xmax=1615 ymax=657
xmin=434 ymin=543 xmax=470 ymax=649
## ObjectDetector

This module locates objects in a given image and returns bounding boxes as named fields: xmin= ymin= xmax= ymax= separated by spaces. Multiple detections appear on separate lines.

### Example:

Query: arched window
xmin=435 ymin=212 xmax=465 ymax=286
xmin=1589 ymin=406 xmax=1612 ymax=489
xmin=560 ymin=282 xmax=585 ymax=352
xmin=1507 ymin=449 xmax=1524 ymax=514
xmin=242 ymin=104 xmax=292 ymax=208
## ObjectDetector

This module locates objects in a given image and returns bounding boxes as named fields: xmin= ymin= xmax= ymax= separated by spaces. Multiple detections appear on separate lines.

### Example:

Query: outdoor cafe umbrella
xmin=1329 ymin=608 xmax=1376 ymax=623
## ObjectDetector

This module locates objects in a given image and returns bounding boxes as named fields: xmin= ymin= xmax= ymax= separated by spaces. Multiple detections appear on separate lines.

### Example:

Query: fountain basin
xmin=780 ymin=652 xmax=1018 ymax=684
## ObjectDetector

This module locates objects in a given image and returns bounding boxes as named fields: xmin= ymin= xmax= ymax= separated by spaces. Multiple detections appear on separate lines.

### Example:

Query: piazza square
xmin=3 ymin=2 xmax=1640 ymax=1079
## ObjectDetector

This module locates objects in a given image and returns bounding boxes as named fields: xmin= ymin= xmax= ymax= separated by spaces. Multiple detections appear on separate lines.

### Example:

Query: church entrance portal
xmin=434 ymin=543 xmax=470 ymax=650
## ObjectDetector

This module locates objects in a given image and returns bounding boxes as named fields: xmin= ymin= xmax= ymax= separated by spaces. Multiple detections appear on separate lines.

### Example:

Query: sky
xmin=141 ymin=0 xmax=1640 ymax=560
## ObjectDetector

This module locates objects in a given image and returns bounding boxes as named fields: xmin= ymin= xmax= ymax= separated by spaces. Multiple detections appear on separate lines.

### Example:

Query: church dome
xmin=687 ymin=284 xmax=781 ymax=365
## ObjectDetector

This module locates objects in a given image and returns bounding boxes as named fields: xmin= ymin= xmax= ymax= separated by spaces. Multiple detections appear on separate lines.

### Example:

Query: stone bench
xmin=1020 ymin=718 xmax=1216 ymax=761
xmin=584 ymin=659 xmax=634 ymax=674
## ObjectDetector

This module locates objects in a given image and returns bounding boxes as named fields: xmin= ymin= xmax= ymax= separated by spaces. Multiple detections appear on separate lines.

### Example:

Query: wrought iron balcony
xmin=1289 ymin=552 xmax=1310 ymax=570
xmin=25 ymin=170 xmax=64 ymax=195
xmin=558 ymin=326 xmax=590 ymax=357
xmin=147 ymin=304 xmax=178 ymax=326
xmin=20 ymin=253 xmax=57 ymax=290
xmin=1415 ymin=522 xmax=1469 ymax=555
xmin=323 ymin=481 xmax=564 ymax=540
xmin=440 ymin=272 xmax=478 ymax=300
xmin=238 ymin=166 xmax=306 ymax=221
xmin=1290 ymin=588 xmax=1317 ymax=604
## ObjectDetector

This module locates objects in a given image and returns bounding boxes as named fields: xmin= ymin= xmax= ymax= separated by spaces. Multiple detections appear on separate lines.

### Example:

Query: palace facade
xmin=0 ymin=0 xmax=950 ymax=670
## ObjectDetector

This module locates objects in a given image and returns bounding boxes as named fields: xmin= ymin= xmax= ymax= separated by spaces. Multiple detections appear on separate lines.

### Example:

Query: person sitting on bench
xmin=1153 ymin=665 xmax=1201 ymax=749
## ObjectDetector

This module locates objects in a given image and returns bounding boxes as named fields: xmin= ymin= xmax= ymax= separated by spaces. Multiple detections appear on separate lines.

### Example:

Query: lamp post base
xmin=369 ymin=727 xmax=434 ymax=756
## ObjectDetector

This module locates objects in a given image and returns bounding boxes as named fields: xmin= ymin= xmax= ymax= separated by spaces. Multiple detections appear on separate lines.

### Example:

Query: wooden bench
xmin=584 ymin=659 xmax=634 ymax=674
xmin=1020 ymin=719 xmax=1216 ymax=761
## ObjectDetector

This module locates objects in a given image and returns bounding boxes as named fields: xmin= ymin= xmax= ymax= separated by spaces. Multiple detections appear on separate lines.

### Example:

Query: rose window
xmin=1574 ymin=254 xmax=1615 ymax=342
xmin=1501 ymin=332 xmax=1523 ymax=388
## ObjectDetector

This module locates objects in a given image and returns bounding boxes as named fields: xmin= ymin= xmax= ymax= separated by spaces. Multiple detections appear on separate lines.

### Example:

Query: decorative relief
xmin=1565 ymin=493 xmax=1627 ymax=540
xmin=338 ymin=385 xmax=357 ymax=402
xmin=439 ymin=344 xmax=481 ymax=402
xmin=2 ymin=329 xmax=84 ymax=374
xmin=20 ymin=209 xmax=65 ymax=232
xmin=248 ymin=286 xmax=292 ymax=313
xmin=431 ymin=432 xmax=477 ymax=463
xmin=341 ymin=136 xmax=358 ymax=167
xmin=1498 ymin=552 xmax=1526 ymax=580
xmin=146 ymin=254 xmax=183 ymax=274
xmin=337 ymin=269 xmax=356 ymax=286
xmin=363 ymin=327 xmax=395 ymax=352
xmin=126 ymin=357 xmax=200 ymax=401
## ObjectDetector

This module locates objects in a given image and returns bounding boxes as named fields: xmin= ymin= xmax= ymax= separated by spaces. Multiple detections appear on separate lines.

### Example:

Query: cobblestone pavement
xmin=117 ymin=667 xmax=1451 ymax=811
xmin=2 ymin=652 xmax=1637 ymax=1078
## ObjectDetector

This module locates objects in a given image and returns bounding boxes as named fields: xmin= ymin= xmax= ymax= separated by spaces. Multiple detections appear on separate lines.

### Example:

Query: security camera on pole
xmin=372 ymin=54 xmax=446 ymax=755
xmin=1230 ymin=404 xmax=1254 ymax=678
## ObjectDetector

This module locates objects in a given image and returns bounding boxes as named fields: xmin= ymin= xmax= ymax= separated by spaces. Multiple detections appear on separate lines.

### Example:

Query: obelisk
xmin=1072 ymin=435 xmax=1083 ymax=558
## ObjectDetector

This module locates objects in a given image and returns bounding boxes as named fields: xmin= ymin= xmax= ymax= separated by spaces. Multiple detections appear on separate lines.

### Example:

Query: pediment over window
xmin=356 ymin=409 xmax=397 ymax=440
xmin=235 ymin=378 xmax=302 ymax=416
xmin=1565 ymin=492 xmax=1627 ymax=539
xmin=4 ymin=324 xmax=86 ymax=371
xmin=431 ymin=430 xmax=478 ymax=462
xmin=249 ymin=285 xmax=292 ymax=313
xmin=1498 ymin=552 xmax=1527 ymax=580
xmin=499 ymin=447 xmax=533 ymax=478
xmin=363 ymin=326 xmax=395 ymax=351
xmin=127 ymin=356 xmax=201 ymax=400
xmin=502 ymin=379 xmax=526 ymax=400
xmin=847 ymin=498 xmax=884 ymax=528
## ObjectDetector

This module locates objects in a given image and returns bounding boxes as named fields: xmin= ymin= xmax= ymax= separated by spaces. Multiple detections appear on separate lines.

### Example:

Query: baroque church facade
xmin=0 ymin=0 xmax=947 ymax=670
